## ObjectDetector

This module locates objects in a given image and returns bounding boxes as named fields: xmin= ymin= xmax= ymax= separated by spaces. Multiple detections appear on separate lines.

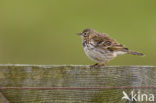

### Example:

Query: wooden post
xmin=0 ymin=64 xmax=155 ymax=103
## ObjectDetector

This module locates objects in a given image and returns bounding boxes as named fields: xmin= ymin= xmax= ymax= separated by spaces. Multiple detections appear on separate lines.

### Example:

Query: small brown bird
xmin=78 ymin=28 xmax=144 ymax=67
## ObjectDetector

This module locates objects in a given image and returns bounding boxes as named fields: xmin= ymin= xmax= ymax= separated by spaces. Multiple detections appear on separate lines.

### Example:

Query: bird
xmin=78 ymin=28 xmax=144 ymax=67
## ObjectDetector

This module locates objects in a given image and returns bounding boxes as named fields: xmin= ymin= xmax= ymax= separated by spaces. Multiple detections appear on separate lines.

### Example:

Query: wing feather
xmin=92 ymin=33 xmax=127 ymax=51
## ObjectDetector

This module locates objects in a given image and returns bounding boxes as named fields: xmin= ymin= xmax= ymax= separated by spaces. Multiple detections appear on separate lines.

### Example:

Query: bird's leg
xmin=90 ymin=61 xmax=108 ymax=68
xmin=90 ymin=63 xmax=99 ymax=68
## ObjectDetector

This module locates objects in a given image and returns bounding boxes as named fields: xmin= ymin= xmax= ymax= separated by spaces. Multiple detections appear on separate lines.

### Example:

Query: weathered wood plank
xmin=0 ymin=64 xmax=155 ymax=103
xmin=0 ymin=92 xmax=10 ymax=103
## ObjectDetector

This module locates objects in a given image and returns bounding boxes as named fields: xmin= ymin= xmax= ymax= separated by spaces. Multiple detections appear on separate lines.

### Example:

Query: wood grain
xmin=0 ymin=64 xmax=155 ymax=103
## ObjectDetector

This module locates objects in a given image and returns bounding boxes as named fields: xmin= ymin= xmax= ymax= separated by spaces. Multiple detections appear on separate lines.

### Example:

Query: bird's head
xmin=78 ymin=28 xmax=96 ymax=39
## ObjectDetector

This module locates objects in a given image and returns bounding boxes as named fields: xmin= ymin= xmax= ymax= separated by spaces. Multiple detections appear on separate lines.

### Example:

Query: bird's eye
xmin=83 ymin=32 xmax=88 ymax=37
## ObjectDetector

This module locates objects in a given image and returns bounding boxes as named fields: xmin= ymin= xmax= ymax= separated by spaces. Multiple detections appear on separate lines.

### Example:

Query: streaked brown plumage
xmin=78 ymin=28 xmax=144 ymax=67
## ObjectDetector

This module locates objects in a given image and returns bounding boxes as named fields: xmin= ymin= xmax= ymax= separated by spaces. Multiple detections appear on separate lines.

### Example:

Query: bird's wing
xmin=93 ymin=33 xmax=128 ymax=51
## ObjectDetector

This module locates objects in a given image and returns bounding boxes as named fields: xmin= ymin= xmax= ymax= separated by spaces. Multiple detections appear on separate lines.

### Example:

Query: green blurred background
xmin=0 ymin=0 xmax=155 ymax=65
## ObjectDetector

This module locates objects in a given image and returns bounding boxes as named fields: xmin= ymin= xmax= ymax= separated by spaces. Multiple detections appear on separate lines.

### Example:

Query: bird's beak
xmin=77 ymin=32 xmax=82 ymax=36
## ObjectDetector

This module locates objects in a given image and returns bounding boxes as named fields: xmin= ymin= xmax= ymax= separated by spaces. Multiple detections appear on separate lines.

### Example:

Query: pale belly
xmin=84 ymin=45 xmax=126 ymax=63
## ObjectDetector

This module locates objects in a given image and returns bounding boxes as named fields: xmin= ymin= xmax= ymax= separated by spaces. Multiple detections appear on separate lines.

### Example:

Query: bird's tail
xmin=127 ymin=50 xmax=144 ymax=56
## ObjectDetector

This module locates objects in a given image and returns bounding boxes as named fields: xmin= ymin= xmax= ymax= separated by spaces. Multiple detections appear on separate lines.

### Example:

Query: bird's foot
xmin=90 ymin=63 xmax=106 ymax=68
xmin=90 ymin=63 xmax=99 ymax=68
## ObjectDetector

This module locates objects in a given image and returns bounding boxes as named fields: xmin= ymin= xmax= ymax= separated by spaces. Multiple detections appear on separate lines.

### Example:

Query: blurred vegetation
xmin=0 ymin=0 xmax=155 ymax=65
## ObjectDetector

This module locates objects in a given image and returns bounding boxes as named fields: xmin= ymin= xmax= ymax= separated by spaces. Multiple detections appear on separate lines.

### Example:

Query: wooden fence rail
xmin=0 ymin=64 xmax=155 ymax=103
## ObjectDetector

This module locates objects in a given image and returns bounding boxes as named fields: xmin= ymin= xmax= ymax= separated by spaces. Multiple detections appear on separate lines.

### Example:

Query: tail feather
xmin=127 ymin=50 xmax=144 ymax=56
